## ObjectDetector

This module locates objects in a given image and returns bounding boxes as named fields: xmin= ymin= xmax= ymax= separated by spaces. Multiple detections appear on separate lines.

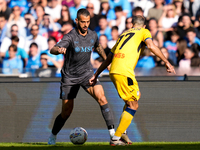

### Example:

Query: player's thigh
xmin=87 ymin=84 xmax=105 ymax=98
xmin=82 ymin=79 xmax=105 ymax=100
xmin=110 ymin=74 xmax=140 ymax=101
xmin=86 ymin=84 xmax=108 ymax=105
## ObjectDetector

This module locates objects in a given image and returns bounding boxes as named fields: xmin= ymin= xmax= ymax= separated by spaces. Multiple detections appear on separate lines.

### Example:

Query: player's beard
xmin=77 ymin=24 xmax=88 ymax=34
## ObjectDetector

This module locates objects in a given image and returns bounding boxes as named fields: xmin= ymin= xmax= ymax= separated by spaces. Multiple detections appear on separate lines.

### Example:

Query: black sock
xmin=52 ymin=114 xmax=68 ymax=135
xmin=100 ymin=103 xmax=115 ymax=129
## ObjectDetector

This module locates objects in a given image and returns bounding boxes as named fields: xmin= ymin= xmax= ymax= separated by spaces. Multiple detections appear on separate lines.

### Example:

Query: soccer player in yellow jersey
xmin=89 ymin=15 xmax=176 ymax=146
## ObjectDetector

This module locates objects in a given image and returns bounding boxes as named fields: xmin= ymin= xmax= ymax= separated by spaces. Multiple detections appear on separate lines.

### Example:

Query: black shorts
xmin=60 ymin=75 xmax=100 ymax=100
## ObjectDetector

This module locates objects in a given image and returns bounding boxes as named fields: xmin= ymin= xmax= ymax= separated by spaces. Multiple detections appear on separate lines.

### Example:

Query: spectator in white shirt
xmin=133 ymin=0 xmax=154 ymax=17
xmin=45 ymin=0 xmax=62 ymax=22
xmin=108 ymin=26 xmax=119 ymax=49
xmin=7 ymin=6 xmax=26 ymax=37
xmin=109 ymin=6 xmax=126 ymax=34
xmin=158 ymin=4 xmax=179 ymax=32
xmin=0 ymin=24 xmax=25 ymax=57
xmin=24 ymin=24 xmax=48 ymax=53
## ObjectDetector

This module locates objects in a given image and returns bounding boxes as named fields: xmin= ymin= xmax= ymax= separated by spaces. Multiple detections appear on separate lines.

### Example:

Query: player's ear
xmin=75 ymin=18 xmax=78 ymax=24
xmin=131 ymin=23 xmax=133 ymax=28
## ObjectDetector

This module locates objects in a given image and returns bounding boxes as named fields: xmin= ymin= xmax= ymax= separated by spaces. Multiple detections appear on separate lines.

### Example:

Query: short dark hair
xmin=11 ymin=36 xmax=19 ymax=42
xmin=31 ymin=24 xmax=39 ymax=30
xmin=125 ymin=17 xmax=132 ymax=24
xmin=148 ymin=17 xmax=158 ymax=24
xmin=132 ymin=7 xmax=143 ymax=14
xmin=30 ymin=42 xmax=38 ymax=48
xmin=111 ymin=26 xmax=118 ymax=31
xmin=12 ymin=6 xmax=20 ymax=12
xmin=9 ymin=44 xmax=17 ymax=52
xmin=132 ymin=15 xmax=145 ymax=26
xmin=186 ymin=27 xmax=196 ymax=33
xmin=77 ymin=8 xmax=90 ymax=19
xmin=43 ymin=13 xmax=50 ymax=17
xmin=11 ymin=24 xmax=18 ymax=29
xmin=169 ymin=31 xmax=179 ymax=36
xmin=0 ymin=14 xmax=6 ymax=19
xmin=40 ymin=53 xmax=48 ymax=57
xmin=114 ymin=6 xmax=123 ymax=12
xmin=182 ymin=13 xmax=191 ymax=18
xmin=99 ymin=34 xmax=108 ymax=39
xmin=99 ymin=15 xmax=107 ymax=20
xmin=48 ymin=36 xmax=57 ymax=43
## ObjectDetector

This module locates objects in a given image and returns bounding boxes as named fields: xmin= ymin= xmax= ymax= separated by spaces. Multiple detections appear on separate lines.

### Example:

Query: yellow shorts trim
xmin=109 ymin=74 xmax=140 ymax=101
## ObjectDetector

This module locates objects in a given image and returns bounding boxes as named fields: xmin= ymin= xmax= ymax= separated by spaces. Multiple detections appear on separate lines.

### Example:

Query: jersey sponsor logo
xmin=75 ymin=46 xmax=94 ymax=53
xmin=81 ymin=46 xmax=93 ymax=52
xmin=114 ymin=53 xmax=125 ymax=58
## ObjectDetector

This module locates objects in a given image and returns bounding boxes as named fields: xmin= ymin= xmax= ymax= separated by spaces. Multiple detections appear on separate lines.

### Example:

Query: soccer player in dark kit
xmin=48 ymin=8 xmax=132 ymax=145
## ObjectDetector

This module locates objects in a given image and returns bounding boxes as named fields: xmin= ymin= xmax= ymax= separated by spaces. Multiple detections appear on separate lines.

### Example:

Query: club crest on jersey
xmin=62 ymin=91 xmax=65 ymax=97
xmin=90 ymin=39 xmax=94 ymax=44
xmin=75 ymin=47 xmax=80 ymax=52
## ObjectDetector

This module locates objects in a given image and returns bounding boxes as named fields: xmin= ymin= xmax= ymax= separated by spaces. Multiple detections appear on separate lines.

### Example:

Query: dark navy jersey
xmin=55 ymin=28 xmax=99 ymax=83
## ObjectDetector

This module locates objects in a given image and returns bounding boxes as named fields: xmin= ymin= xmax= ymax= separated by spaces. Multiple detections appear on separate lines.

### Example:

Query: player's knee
xmin=130 ymin=102 xmax=139 ymax=110
xmin=61 ymin=110 xmax=72 ymax=119
xmin=127 ymin=100 xmax=139 ymax=110
xmin=97 ymin=95 xmax=108 ymax=106
xmin=61 ymin=107 xmax=73 ymax=119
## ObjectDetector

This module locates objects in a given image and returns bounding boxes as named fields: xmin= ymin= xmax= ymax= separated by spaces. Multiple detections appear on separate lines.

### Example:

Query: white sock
xmin=123 ymin=130 xmax=127 ymax=134
xmin=50 ymin=133 xmax=56 ymax=138
xmin=112 ymin=135 xmax=120 ymax=140
xmin=109 ymin=129 xmax=115 ymax=138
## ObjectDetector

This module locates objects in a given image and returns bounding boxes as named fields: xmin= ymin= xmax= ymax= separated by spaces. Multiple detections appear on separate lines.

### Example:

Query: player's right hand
xmin=58 ymin=47 xmax=66 ymax=54
xmin=89 ymin=75 xmax=97 ymax=86
xmin=165 ymin=62 xmax=176 ymax=74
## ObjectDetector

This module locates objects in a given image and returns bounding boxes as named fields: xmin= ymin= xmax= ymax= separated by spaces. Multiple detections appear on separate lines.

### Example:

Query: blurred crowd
xmin=0 ymin=0 xmax=200 ymax=77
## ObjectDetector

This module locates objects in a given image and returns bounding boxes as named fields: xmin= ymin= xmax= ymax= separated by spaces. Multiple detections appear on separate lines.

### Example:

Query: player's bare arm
xmin=95 ymin=44 xmax=107 ymax=60
xmin=145 ymin=39 xmax=176 ymax=74
xmin=50 ymin=46 xmax=67 ymax=55
xmin=89 ymin=53 xmax=113 ymax=86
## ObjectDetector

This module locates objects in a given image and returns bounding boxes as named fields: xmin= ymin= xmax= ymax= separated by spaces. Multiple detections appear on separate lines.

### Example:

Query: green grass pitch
xmin=1 ymin=142 xmax=200 ymax=150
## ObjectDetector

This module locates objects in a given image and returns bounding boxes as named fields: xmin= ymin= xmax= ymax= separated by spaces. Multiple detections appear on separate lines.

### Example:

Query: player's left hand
xmin=89 ymin=75 xmax=97 ymax=86
xmin=165 ymin=62 xmax=176 ymax=74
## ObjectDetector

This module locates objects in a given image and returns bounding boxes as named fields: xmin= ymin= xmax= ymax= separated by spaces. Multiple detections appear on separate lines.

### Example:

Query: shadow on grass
xmin=1 ymin=142 xmax=200 ymax=150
